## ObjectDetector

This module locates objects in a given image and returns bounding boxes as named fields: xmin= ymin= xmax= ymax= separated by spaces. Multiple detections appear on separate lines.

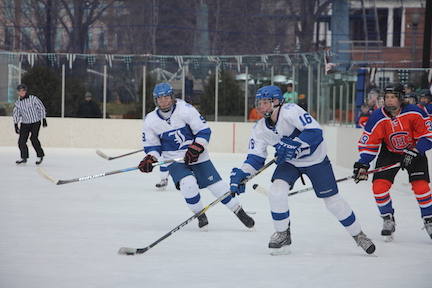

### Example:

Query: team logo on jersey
xmin=389 ymin=131 xmax=411 ymax=151
xmin=168 ymin=129 xmax=192 ymax=148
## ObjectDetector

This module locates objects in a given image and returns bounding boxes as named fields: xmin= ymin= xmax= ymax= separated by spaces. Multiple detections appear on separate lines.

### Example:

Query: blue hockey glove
xmin=230 ymin=168 xmax=250 ymax=196
xmin=400 ymin=149 xmax=419 ymax=170
xmin=275 ymin=137 xmax=301 ymax=165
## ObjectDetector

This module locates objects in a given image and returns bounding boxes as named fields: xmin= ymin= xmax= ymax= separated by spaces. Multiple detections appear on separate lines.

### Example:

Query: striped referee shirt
xmin=13 ymin=95 xmax=47 ymax=124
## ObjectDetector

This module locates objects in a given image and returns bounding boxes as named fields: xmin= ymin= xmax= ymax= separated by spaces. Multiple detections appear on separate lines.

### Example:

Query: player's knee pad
xmin=179 ymin=175 xmax=200 ymax=199
xmin=323 ymin=193 xmax=353 ymax=219
xmin=372 ymin=179 xmax=392 ymax=195
xmin=207 ymin=180 xmax=229 ymax=198
xmin=268 ymin=179 xmax=290 ymax=203
xmin=411 ymin=180 xmax=430 ymax=196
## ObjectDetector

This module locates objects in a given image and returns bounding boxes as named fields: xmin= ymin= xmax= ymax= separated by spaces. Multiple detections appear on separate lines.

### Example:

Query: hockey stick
xmin=96 ymin=149 xmax=143 ymax=160
xmin=253 ymin=162 xmax=401 ymax=197
xmin=118 ymin=158 xmax=276 ymax=256
xmin=37 ymin=157 xmax=184 ymax=185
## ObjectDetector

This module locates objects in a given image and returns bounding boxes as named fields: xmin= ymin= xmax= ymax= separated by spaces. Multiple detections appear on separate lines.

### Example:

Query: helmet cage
xmin=153 ymin=83 xmax=175 ymax=112
xmin=418 ymin=89 xmax=432 ymax=106
xmin=255 ymin=85 xmax=284 ymax=118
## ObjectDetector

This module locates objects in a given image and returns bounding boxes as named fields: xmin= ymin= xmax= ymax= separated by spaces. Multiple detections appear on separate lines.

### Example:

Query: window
xmin=392 ymin=7 xmax=402 ymax=47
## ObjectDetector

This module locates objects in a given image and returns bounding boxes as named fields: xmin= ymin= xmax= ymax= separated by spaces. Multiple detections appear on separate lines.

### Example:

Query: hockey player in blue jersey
xmin=138 ymin=82 xmax=254 ymax=229
xmin=229 ymin=85 xmax=375 ymax=255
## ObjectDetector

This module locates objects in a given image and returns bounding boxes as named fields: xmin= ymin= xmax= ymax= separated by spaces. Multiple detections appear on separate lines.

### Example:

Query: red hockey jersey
xmin=358 ymin=104 xmax=432 ymax=164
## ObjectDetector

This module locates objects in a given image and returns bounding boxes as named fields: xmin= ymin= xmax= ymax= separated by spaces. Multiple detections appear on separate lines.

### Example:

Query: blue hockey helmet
xmin=255 ymin=85 xmax=284 ymax=103
xmin=255 ymin=85 xmax=284 ymax=118
xmin=153 ymin=82 xmax=175 ymax=112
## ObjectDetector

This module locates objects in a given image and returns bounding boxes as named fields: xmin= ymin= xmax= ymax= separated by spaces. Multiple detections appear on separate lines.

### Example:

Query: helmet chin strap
xmin=262 ymin=101 xmax=282 ymax=118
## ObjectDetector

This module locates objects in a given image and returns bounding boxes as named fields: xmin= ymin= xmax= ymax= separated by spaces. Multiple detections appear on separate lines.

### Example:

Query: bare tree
xmin=58 ymin=0 xmax=116 ymax=53
xmin=289 ymin=0 xmax=332 ymax=53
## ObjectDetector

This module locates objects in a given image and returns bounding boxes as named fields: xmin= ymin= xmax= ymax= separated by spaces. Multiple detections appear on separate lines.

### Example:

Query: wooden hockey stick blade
xmin=253 ymin=162 xmax=401 ymax=198
xmin=118 ymin=158 xmax=276 ymax=256
xmin=95 ymin=149 xmax=110 ymax=160
xmin=96 ymin=149 xmax=143 ymax=161
xmin=37 ymin=167 xmax=60 ymax=185
xmin=252 ymin=183 xmax=269 ymax=197
xmin=37 ymin=158 xmax=185 ymax=185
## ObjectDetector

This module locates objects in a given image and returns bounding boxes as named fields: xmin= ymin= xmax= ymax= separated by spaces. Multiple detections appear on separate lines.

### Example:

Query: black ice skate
xmin=197 ymin=213 xmax=209 ymax=229
xmin=381 ymin=213 xmax=396 ymax=242
xmin=155 ymin=178 xmax=168 ymax=190
xmin=35 ymin=157 xmax=43 ymax=165
xmin=353 ymin=231 xmax=376 ymax=254
xmin=423 ymin=216 xmax=432 ymax=240
xmin=16 ymin=159 xmax=27 ymax=164
xmin=234 ymin=206 xmax=255 ymax=228
xmin=268 ymin=224 xmax=291 ymax=255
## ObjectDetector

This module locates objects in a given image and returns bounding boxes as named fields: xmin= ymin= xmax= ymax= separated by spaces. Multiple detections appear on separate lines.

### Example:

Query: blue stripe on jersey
xmin=298 ymin=129 xmax=323 ymax=146
xmin=271 ymin=211 xmax=290 ymax=221
xmin=144 ymin=145 xmax=161 ymax=155
xmin=244 ymin=154 xmax=266 ymax=170
xmin=359 ymin=153 xmax=375 ymax=165
xmin=416 ymin=138 xmax=432 ymax=155
xmin=340 ymin=212 xmax=356 ymax=227
xmin=196 ymin=127 xmax=211 ymax=142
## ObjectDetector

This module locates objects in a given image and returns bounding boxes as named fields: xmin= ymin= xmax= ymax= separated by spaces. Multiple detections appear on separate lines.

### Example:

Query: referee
xmin=13 ymin=84 xmax=47 ymax=165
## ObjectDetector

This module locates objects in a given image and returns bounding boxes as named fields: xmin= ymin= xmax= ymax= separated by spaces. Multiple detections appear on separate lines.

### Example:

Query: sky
xmin=1 ymin=146 xmax=431 ymax=288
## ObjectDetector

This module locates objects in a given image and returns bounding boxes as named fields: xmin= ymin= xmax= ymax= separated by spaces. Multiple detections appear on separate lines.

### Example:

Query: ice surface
xmin=1 ymin=147 xmax=430 ymax=288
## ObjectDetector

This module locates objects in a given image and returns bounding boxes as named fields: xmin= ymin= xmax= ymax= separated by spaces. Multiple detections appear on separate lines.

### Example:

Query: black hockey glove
xmin=14 ymin=124 xmax=20 ymax=134
xmin=353 ymin=162 xmax=369 ymax=184
xmin=184 ymin=143 xmax=204 ymax=164
xmin=42 ymin=119 xmax=47 ymax=127
xmin=400 ymin=149 xmax=419 ymax=170
xmin=138 ymin=155 xmax=157 ymax=173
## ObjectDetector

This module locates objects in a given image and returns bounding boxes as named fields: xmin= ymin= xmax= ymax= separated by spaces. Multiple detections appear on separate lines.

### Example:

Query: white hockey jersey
xmin=142 ymin=99 xmax=211 ymax=164
xmin=244 ymin=103 xmax=327 ymax=170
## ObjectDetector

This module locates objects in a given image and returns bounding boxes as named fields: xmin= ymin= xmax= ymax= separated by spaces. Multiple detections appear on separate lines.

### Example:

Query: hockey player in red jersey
xmin=353 ymin=82 xmax=432 ymax=241
xmin=418 ymin=89 xmax=432 ymax=119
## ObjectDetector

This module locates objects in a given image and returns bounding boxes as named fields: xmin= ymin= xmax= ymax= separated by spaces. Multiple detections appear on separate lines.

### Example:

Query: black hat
xmin=17 ymin=84 xmax=27 ymax=91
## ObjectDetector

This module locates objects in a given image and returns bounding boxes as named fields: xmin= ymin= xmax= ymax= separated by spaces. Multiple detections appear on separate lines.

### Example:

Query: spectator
xmin=283 ymin=82 xmax=298 ymax=104
xmin=76 ymin=92 xmax=102 ymax=118
xmin=185 ymin=73 xmax=194 ymax=102
xmin=297 ymin=94 xmax=307 ymax=110
xmin=248 ymin=107 xmax=262 ymax=122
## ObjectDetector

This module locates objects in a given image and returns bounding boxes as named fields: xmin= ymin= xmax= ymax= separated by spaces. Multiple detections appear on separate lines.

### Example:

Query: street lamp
xmin=411 ymin=10 xmax=421 ymax=67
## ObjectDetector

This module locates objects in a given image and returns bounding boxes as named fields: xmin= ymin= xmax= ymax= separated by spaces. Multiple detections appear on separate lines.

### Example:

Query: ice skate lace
xmin=382 ymin=219 xmax=395 ymax=232
xmin=157 ymin=179 xmax=168 ymax=186
xmin=270 ymin=231 xmax=288 ymax=244
xmin=423 ymin=221 xmax=432 ymax=236
xmin=354 ymin=232 xmax=373 ymax=249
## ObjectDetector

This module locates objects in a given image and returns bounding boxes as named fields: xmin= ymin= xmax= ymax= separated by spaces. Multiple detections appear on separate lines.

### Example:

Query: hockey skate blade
xmin=383 ymin=235 xmax=394 ymax=242
xmin=118 ymin=247 xmax=138 ymax=255
xmin=199 ymin=225 xmax=209 ymax=231
xmin=269 ymin=245 xmax=291 ymax=256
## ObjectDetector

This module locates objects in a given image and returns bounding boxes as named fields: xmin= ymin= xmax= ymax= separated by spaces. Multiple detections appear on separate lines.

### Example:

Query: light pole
xmin=411 ymin=10 xmax=420 ymax=67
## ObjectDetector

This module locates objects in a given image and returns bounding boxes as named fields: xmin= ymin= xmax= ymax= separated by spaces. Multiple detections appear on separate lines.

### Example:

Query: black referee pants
xmin=18 ymin=121 xmax=45 ymax=159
